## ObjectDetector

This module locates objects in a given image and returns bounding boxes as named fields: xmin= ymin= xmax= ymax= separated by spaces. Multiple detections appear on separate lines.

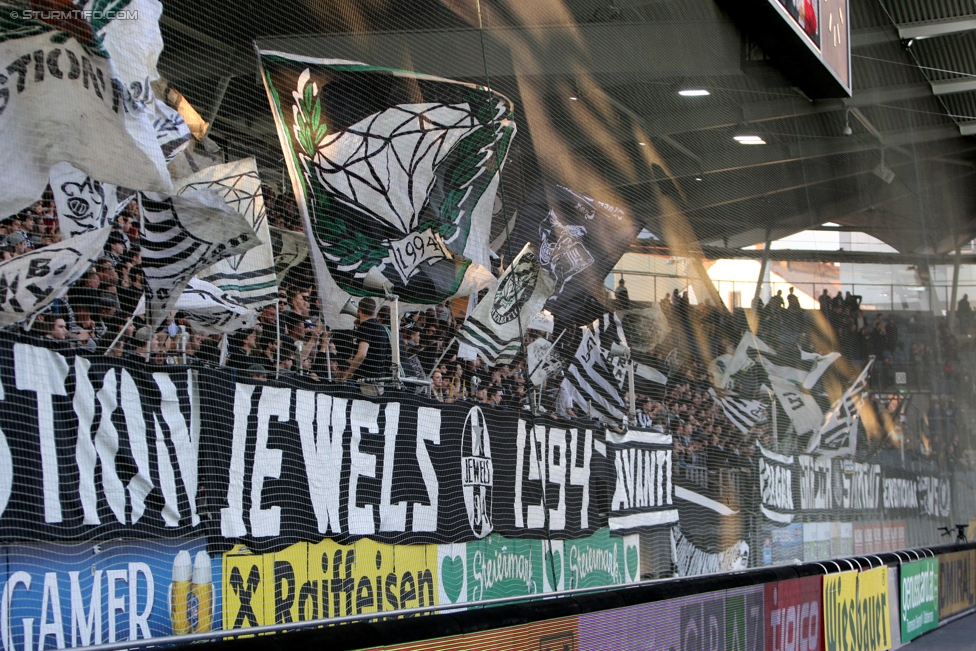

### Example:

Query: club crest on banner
xmin=461 ymin=406 xmax=494 ymax=538
xmin=491 ymin=250 xmax=540 ymax=325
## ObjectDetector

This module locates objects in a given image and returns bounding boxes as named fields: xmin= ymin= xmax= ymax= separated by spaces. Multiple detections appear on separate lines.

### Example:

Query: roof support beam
xmin=931 ymin=77 xmax=976 ymax=96
xmin=898 ymin=16 xmax=976 ymax=41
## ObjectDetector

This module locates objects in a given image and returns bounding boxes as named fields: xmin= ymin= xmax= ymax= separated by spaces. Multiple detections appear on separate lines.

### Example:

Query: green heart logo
xmin=441 ymin=555 xmax=464 ymax=603
xmin=545 ymin=550 xmax=562 ymax=588
xmin=626 ymin=545 xmax=639 ymax=582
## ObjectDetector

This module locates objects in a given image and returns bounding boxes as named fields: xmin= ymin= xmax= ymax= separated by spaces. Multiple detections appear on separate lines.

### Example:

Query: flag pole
xmin=428 ymin=336 xmax=456 ymax=380
xmin=107 ymin=314 xmax=137 ymax=353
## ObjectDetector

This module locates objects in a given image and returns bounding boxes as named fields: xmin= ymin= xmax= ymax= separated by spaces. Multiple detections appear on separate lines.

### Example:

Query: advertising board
xmin=765 ymin=575 xmax=822 ymax=651
xmin=899 ymin=558 xmax=937 ymax=642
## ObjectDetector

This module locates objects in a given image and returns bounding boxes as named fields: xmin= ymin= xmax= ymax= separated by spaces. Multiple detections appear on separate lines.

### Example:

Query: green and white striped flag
xmin=457 ymin=243 xmax=554 ymax=367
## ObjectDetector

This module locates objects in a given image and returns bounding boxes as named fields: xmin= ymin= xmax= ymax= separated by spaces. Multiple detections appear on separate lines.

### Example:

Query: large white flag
xmin=139 ymin=191 xmax=258 ymax=330
xmin=806 ymin=357 xmax=874 ymax=456
xmin=0 ymin=228 xmax=110 ymax=326
xmin=526 ymin=337 xmax=562 ymax=386
xmin=0 ymin=18 xmax=171 ymax=217
xmin=174 ymin=278 xmax=257 ymax=334
xmin=457 ymin=243 xmax=554 ymax=366
xmin=176 ymin=159 xmax=277 ymax=308
xmin=766 ymin=375 xmax=823 ymax=436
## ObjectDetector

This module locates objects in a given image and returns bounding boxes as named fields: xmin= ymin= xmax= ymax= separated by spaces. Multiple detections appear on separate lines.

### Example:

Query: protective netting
xmin=0 ymin=0 xmax=975 ymax=646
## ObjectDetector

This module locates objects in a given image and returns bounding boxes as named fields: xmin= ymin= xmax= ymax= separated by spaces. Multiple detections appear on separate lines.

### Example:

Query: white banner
xmin=0 ymin=30 xmax=171 ymax=217
xmin=0 ymin=228 xmax=110 ymax=325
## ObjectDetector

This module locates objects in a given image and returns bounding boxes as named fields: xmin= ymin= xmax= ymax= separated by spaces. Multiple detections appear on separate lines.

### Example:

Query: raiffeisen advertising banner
xmin=900 ymin=558 xmax=938 ymax=642
xmin=221 ymin=528 xmax=638 ymax=630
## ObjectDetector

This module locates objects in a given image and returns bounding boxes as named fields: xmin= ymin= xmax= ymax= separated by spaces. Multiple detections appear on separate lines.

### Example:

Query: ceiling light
xmin=679 ymin=89 xmax=710 ymax=97
xmin=638 ymin=141 xmax=646 ymax=146
xmin=734 ymin=135 xmax=766 ymax=145
xmin=569 ymin=95 xmax=578 ymax=101
xmin=695 ymin=176 xmax=703 ymax=181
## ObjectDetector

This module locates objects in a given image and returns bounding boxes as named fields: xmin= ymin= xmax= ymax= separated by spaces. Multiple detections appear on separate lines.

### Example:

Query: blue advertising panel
xmin=1 ymin=538 xmax=219 ymax=650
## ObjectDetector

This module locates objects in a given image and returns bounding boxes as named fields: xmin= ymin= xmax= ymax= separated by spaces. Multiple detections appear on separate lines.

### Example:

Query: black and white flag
xmin=154 ymin=99 xmax=193 ymax=163
xmin=561 ymin=325 xmax=627 ymax=423
xmin=510 ymin=181 xmax=641 ymax=322
xmin=176 ymin=159 xmax=277 ymax=308
xmin=0 ymin=10 xmax=171 ymax=217
xmin=527 ymin=336 xmax=563 ymax=386
xmin=174 ymin=278 xmax=257 ymax=335
xmin=139 ymin=190 xmax=258 ymax=330
xmin=49 ymin=162 xmax=118 ymax=238
xmin=708 ymin=388 xmax=767 ymax=435
xmin=758 ymin=443 xmax=797 ymax=524
xmin=591 ymin=312 xmax=630 ymax=389
xmin=457 ymin=243 xmax=554 ymax=366
xmin=806 ymin=357 xmax=874 ymax=457
xmin=0 ymin=227 xmax=110 ymax=325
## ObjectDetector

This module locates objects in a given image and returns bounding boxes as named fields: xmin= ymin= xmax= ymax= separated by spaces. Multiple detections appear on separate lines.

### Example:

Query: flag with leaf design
xmin=257 ymin=51 xmax=516 ymax=321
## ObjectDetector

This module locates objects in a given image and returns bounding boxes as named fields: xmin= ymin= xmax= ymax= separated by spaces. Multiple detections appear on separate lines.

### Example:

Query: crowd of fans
xmin=8 ymin=186 xmax=972 ymax=475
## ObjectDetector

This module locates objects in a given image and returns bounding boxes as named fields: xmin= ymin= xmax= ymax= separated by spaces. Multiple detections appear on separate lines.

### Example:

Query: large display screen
xmin=718 ymin=0 xmax=851 ymax=98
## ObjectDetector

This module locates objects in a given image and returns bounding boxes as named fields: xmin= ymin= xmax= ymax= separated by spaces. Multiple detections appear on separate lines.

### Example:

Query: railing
xmin=682 ymin=463 xmax=709 ymax=489
xmin=611 ymin=268 xmax=976 ymax=312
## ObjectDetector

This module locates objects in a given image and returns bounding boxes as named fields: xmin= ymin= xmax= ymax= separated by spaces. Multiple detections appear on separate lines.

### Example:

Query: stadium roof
xmin=157 ymin=0 xmax=976 ymax=257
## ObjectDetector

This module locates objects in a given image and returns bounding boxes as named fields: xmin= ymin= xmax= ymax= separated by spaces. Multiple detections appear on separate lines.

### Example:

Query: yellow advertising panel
xmin=939 ymin=549 xmax=976 ymax=619
xmin=824 ymin=570 xmax=858 ymax=651
xmin=223 ymin=539 xmax=439 ymax=630
xmin=856 ymin=566 xmax=891 ymax=651
xmin=222 ymin=546 xmax=272 ymax=632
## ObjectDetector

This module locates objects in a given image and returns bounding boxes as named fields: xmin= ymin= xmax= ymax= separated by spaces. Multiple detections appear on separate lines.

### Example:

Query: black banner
xmin=0 ymin=336 xmax=214 ymax=541
xmin=605 ymin=427 xmax=677 ymax=534
xmin=206 ymin=387 xmax=610 ymax=551
xmin=0 ymin=335 xmax=954 ymax=551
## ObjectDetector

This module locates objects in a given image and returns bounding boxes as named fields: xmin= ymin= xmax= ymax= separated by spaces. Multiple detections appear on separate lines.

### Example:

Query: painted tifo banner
xmin=900 ymin=558 xmax=938 ymax=642
xmin=257 ymin=51 xmax=515 ymax=321
xmin=0 ymin=337 xmax=210 ymax=542
xmin=938 ymin=549 xmax=975 ymax=619
xmin=210 ymin=386 xmax=609 ymax=549
xmin=0 ymin=537 xmax=219 ymax=650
